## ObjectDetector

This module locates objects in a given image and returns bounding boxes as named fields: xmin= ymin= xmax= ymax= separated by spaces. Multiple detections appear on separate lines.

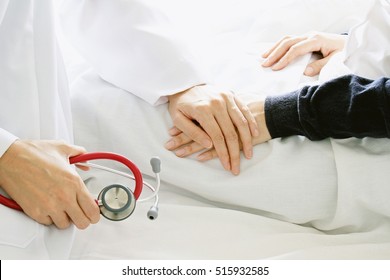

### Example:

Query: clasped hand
xmin=165 ymin=32 xmax=346 ymax=174
xmin=166 ymin=85 xmax=260 ymax=175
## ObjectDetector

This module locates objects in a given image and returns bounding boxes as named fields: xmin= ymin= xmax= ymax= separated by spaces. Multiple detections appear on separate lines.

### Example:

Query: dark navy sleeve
xmin=264 ymin=75 xmax=390 ymax=140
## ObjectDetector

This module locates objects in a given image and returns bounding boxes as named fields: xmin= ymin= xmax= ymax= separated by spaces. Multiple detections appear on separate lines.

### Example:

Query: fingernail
xmin=262 ymin=58 xmax=269 ymax=66
xmin=197 ymin=153 xmax=210 ymax=161
xmin=272 ymin=62 xmax=282 ymax=70
xmin=164 ymin=140 xmax=175 ymax=150
xmin=305 ymin=66 xmax=314 ymax=76
xmin=231 ymin=165 xmax=240 ymax=175
xmin=246 ymin=148 xmax=253 ymax=159
xmin=168 ymin=127 xmax=177 ymax=135
xmin=175 ymin=148 xmax=186 ymax=157
xmin=272 ymin=58 xmax=287 ymax=70
xmin=223 ymin=160 xmax=231 ymax=171
xmin=202 ymin=139 xmax=213 ymax=149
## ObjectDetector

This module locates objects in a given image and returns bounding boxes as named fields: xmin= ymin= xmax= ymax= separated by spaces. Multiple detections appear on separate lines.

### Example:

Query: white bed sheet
xmin=64 ymin=0 xmax=390 ymax=259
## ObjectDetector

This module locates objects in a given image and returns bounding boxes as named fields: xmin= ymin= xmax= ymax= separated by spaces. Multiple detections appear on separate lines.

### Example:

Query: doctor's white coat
xmin=0 ymin=0 xmax=204 ymax=259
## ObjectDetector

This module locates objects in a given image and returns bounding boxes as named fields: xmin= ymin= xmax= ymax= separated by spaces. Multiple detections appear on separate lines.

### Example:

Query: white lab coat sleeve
xmin=59 ymin=0 xmax=207 ymax=106
xmin=0 ymin=128 xmax=18 ymax=158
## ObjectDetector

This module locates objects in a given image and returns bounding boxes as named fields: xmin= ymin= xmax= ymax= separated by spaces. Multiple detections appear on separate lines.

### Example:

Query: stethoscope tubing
xmin=79 ymin=161 xmax=159 ymax=203
xmin=0 ymin=193 xmax=22 ymax=211
xmin=70 ymin=152 xmax=143 ymax=199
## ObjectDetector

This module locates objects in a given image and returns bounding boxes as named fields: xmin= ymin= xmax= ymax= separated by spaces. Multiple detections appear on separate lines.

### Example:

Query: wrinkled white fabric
xmin=59 ymin=0 xmax=206 ymax=106
xmin=345 ymin=0 xmax=390 ymax=79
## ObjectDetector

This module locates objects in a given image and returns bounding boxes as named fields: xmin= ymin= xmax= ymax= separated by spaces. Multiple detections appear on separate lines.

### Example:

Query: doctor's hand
xmin=166 ymin=85 xmax=259 ymax=175
xmin=262 ymin=32 xmax=347 ymax=76
xmin=0 ymin=140 xmax=100 ymax=229
xmin=166 ymin=99 xmax=271 ymax=164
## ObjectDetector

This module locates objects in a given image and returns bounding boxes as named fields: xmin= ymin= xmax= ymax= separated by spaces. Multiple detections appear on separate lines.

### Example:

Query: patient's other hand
xmin=165 ymin=99 xmax=271 ymax=172
xmin=262 ymin=32 xmax=347 ymax=76
xmin=166 ymin=85 xmax=259 ymax=175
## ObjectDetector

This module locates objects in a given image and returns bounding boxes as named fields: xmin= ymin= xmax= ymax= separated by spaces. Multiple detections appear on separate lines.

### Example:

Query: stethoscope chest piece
xmin=97 ymin=184 xmax=136 ymax=221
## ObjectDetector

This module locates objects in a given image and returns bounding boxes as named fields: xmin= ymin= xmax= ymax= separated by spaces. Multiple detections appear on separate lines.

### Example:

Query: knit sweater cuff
xmin=264 ymin=91 xmax=303 ymax=138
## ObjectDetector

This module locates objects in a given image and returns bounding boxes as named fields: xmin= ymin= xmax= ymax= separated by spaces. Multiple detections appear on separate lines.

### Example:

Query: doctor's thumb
xmin=66 ymin=144 xmax=88 ymax=157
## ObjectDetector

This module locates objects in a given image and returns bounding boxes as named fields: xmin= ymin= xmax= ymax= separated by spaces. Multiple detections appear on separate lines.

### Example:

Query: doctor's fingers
xmin=186 ymin=94 xmax=240 ymax=174
xmin=168 ymin=126 xmax=183 ymax=136
xmin=164 ymin=126 xmax=190 ymax=150
xmin=175 ymin=142 xmax=206 ymax=158
xmin=42 ymin=140 xmax=87 ymax=158
xmin=196 ymin=148 xmax=219 ymax=162
xmin=55 ymin=192 xmax=99 ymax=230
xmin=165 ymin=130 xmax=194 ymax=151
xmin=41 ymin=140 xmax=90 ymax=171
xmin=191 ymin=106 xmax=236 ymax=173
xmin=213 ymin=106 xmax=246 ymax=175
xmin=170 ymin=112 xmax=213 ymax=149
xmin=214 ymin=95 xmax=257 ymax=175
xmin=168 ymin=114 xmax=232 ymax=170
xmin=26 ymin=205 xmax=71 ymax=229
xmin=54 ymin=198 xmax=99 ymax=230
xmin=38 ymin=165 xmax=100 ymax=229
xmin=229 ymin=96 xmax=258 ymax=159
xmin=67 ymin=186 xmax=101 ymax=229
xmin=165 ymin=131 xmax=208 ymax=157
xmin=166 ymin=117 xmax=251 ymax=159
xmin=60 ymin=142 xmax=90 ymax=170
xmin=77 ymin=187 xmax=101 ymax=224
xmin=171 ymin=99 xmax=238 ymax=173
xmin=49 ymin=212 xmax=72 ymax=229
xmin=38 ymin=179 xmax=99 ymax=229
xmin=193 ymin=97 xmax=250 ymax=174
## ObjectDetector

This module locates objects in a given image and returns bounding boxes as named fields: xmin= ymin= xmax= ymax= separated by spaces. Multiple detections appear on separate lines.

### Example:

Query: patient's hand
xmin=166 ymin=99 xmax=271 ymax=173
xmin=262 ymin=32 xmax=347 ymax=76
xmin=166 ymin=85 xmax=259 ymax=175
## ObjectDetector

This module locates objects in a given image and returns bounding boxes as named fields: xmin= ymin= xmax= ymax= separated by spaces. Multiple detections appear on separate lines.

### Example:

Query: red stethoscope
xmin=0 ymin=152 xmax=161 ymax=221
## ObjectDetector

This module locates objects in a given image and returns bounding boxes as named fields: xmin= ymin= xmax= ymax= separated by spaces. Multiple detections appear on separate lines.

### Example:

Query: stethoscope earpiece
xmin=147 ymin=206 xmax=159 ymax=220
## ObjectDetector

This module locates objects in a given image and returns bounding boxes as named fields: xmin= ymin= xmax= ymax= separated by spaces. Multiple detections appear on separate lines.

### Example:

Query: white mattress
xmin=63 ymin=0 xmax=390 ymax=259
